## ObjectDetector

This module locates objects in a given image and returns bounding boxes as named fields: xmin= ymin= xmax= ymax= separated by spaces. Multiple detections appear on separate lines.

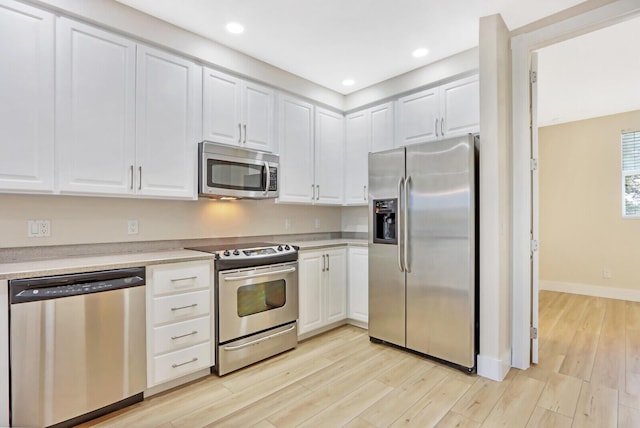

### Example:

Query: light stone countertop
xmin=0 ymin=239 xmax=368 ymax=280
xmin=0 ymin=249 xmax=213 ymax=280
xmin=290 ymin=238 xmax=367 ymax=251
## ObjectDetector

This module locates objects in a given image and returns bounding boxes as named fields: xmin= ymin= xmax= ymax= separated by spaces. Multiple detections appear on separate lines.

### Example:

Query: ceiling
xmin=115 ymin=0 xmax=587 ymax=94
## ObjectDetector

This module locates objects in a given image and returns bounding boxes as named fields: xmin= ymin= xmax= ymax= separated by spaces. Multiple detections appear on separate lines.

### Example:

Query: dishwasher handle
xmin=9 ymin=267 xmax=146 ymax=304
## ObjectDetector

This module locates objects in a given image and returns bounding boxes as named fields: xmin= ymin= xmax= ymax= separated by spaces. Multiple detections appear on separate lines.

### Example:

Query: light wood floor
xmin=80 ymin=291 xmax=640 ymax=427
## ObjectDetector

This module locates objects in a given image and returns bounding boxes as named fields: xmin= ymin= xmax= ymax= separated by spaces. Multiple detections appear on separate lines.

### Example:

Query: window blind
xmin=622 ymin=131 xmax=640 ymax=171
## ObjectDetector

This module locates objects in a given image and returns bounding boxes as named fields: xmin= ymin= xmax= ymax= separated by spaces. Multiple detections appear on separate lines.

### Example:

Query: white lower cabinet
xmin=298 ymin=247 xmax=347 ymax=336
xmin=348 ymin=247 xmax=368 ymax=324
xmin=146 ymin=260 xmax=213 ymax=388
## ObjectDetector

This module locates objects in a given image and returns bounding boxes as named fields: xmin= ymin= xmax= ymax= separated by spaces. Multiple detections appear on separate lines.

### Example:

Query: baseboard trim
xmin=477 ymin=350 xmax=511 ymax=381
xmin=540 ymin=280 xmax=640 ymax=302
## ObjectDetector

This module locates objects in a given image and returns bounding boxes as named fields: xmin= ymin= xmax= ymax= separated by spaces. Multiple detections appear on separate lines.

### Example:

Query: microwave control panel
xmin=268 ymin=168 xmax=278 ymax=190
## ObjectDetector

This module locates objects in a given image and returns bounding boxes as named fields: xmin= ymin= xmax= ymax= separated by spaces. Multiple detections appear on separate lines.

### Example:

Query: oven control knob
xmin=284 ymin=245 xmax=290 ymax=250
xmin=223 ymin=250 xmax=230 ymax=257
xmin=233 ymin=249 xmax=240 ymax=256
xmin=277 ymin=245 xmax=283 ymax=251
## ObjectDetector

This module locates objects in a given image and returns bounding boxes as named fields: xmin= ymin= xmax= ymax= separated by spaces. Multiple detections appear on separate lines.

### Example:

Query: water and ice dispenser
xmin=373 ymin=199 xmax=397 ymax=244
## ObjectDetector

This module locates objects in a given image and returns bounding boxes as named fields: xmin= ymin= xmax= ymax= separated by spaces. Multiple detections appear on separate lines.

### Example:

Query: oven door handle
xmin=223 ymin=267 xmax=296 ymax=281
xmin=223 ymin=324 xmax=296 ymax=351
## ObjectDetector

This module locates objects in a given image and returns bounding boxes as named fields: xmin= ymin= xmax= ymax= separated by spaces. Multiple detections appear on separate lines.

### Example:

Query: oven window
xmin=237 ymin=279 xmax=286 ymax=317
xmin=207 ymin=159 xmax=264 ymax=191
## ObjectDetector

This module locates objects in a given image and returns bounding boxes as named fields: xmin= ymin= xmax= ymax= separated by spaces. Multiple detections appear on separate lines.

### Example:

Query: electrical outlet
xmin=284 ymin=219 xmax=291 ymax=230
xmin=127 ymin=220 xmax=139 ymax=235
xmin=27 ymin=220 xmax=51 ymax=237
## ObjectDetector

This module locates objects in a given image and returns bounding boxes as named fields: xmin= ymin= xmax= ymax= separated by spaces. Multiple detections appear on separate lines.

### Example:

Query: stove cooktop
xmin=187 ymin=242 xmax=298 ymax=261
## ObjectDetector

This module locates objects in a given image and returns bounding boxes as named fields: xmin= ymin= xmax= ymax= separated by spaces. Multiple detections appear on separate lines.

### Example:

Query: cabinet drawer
xmin=151 ymin=342 xmax=211 ymax=385
xmin=152 ymin=290 xmax=210 ymax=325
xmin=153 ymin=316 xmax=211 ymax=355
xmin=149 ymin=261 xmax=211 ymax=296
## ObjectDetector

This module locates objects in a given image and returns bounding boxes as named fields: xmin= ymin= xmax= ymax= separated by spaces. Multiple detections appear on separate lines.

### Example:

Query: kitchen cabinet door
xmin=348 ymin=247 xmax=368 ymax=324
xmin=0 ymin=0 xmax=54 ymax=193
xmin=277 ymin=95 xmax=315 ymax=203
xmin=136 ymin=45 xmax=201 ymax=199
xmin=56 ymin=17 xmax=136 ymax=195
xmin=314 ymin=107 xmax=344 ymax=205
xmin=202 ymin=68 xmax=274 ymax=152
xmin=344 ymin=110 xmax=369 ymax=205
xmin=370 ymin=102 xmax=395 ymax=153
xmin=397 ymin=87 xmax=438 ymax=146
xmin=243 ymin=81 xmax=274 ymax=152
xmin=202 ymin=68 xmax=242 ymax=147
xmin=298 ymin=251 xmax=324 ymax=335
xmin=325 ymin=248 xmax=347 ymax=325
xmin=440 ymin=74 xmax=479 ymax=138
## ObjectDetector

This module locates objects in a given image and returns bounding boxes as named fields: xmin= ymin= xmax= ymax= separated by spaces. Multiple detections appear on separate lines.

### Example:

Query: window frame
xmin=621 ymin=129 xmax=640 ymax=218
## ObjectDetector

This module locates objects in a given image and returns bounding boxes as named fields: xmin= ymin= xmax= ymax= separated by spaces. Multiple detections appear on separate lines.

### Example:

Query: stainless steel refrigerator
xmin=368 ymin=134 xmax=478 ymax=372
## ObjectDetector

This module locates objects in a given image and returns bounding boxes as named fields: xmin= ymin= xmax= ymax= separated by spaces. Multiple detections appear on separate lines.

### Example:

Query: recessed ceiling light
xmin=226 ymin=22 xmax=244 ymax=34
xmin=412 ymin=48 xmax=429 ymax=58
xmin=342 ymin=79 xmax=355 ymax=86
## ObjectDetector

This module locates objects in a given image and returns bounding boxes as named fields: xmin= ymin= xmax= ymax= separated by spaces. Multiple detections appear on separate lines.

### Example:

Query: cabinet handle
xmin=170 ymin=276 xmax=197 ymax=283
xmin=363 ymin=185 xmax=367 ymax=201
xmin=138 ymin=166 xmax=142 ymax=190
xmin=238 ymin=123 xmax=242 ymax=144
xmin=311 ymin=184 xmax=315 ymax=200
xmin=171 ymin=330 xmax=198 ymax=340
xmin=316 ymin=185 xmax=320 ymax=200
xmin=172 ymin=357 xmax=198 ymax=368
xmin=171 ymin=303 xmax=198 ymax=311
xmin=243 ymin=124 xmax=247 ymax=144
xmin=435 ymin=118 xmax=439 ymax=137
xmin=130 ymin=165 xmax=134 ymax=190
xmin=322 ymin=254 xmax=326 ymax=272
xmin=440 ymin=118 xmax=444 ymax=136
xmin=326 ymin=254 xmax=330 ymax=271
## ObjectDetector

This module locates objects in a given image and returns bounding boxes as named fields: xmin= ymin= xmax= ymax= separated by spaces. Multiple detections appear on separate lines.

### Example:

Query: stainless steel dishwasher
xmin=9 ymin=267 xmax=147 ymax=428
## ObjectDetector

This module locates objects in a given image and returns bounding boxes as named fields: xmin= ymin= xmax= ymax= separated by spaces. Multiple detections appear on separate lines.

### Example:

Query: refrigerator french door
xmin=368 ymin=134 xmax=478 ymax=372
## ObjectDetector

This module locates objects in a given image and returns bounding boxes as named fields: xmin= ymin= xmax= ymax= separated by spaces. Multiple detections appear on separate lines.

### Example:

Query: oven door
xmin=218 ymin=261 xmax=298 ymax=343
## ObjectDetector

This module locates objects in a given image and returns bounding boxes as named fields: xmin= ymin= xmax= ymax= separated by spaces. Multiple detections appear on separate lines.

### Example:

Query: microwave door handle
xmin=264 ymin=161 xmax=270 ymax=196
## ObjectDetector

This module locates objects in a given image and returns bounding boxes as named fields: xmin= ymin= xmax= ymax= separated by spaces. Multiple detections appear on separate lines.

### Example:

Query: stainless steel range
xmin=188 ymin=242 xmax=299 ymax=375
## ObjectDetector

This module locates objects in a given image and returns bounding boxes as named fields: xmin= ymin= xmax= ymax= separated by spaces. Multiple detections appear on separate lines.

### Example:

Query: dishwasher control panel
xmin=9 ymin=267 xmax=145 ymax=304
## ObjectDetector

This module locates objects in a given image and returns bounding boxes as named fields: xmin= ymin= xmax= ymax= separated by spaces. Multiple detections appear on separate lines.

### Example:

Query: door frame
xmin=511 ymin=0 xmax=640 ymax=370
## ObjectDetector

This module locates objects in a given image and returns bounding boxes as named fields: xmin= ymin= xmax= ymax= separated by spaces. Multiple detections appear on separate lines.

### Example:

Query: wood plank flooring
xmin=80 ymin=291 xmax=640 ymax=427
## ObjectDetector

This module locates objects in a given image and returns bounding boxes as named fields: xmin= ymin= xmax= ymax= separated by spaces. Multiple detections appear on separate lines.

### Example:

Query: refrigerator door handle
xmin=397 ymin=177 xmax=404 ymax=273
xmin=404 ymin=175 xmax=411 ymax=273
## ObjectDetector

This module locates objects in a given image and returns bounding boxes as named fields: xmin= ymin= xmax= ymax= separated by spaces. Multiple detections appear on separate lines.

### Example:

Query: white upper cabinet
xmin=370 ymin=102 xmax=395 ymax=153
xmin=314 ymin=107 xmax=344 ymax=205
xmin=344 ymin=101 xmax=394 ymax=205
xmin=278 ymin=97 xmax=344 ymax=205
xmin=277 ymin=94 xmax=315 ymax=203
xmin=440 ymin=75 xmax=480 ymax=137
xmin=56 ymin=17 xmax=137 ymax=195
xmin=136 ymin=45 xmax=201 ymax=199
xmin=0 ymin=0 xmax=54 ymax=193
xmin=344 ymin=110 xmax=369 ymax=205
xmin=397 ymin=74 xmax=479 ymax=146
xmin=56 ymin=19 xmax=200 ymax=199
xmin=203 ymin=68 xmax=274 ymax=152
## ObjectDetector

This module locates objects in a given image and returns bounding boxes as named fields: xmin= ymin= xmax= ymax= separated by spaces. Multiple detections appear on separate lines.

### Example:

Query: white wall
xmin=341 ymin=206 xmax=368 ymax=234
xmin=478 ymin=14 xmax=512 ymax=381
xmin=0 ymin=194 xmax=342 ymax=248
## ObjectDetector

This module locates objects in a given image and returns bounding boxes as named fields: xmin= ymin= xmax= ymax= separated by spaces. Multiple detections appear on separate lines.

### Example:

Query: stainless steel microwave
xmin=198 ymin=141 xmax=279 ymax=199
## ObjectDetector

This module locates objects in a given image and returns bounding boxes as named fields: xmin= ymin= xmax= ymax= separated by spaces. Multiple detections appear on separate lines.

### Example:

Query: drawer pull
xmin=171 ymin=330 xmax=198 ymax=340
xmin=172 ymin=357 xmax=198 ymax=368
xmin=170 ymin=276 xmax=197 ymax=283
xmin=170 ymin=303 xmax=198 ymax=311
